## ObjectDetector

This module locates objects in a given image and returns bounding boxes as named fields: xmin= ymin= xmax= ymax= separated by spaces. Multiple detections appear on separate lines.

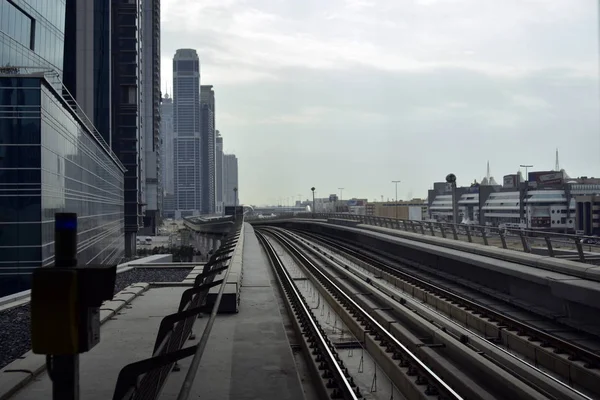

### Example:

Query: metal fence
xmin=248 ymin=212 xmax=600 ymax=263
xmin=111 ymin=218 xmax=243 ymax=400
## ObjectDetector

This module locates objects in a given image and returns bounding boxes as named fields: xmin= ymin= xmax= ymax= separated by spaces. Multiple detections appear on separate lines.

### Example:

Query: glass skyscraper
xmin=173 ymin=49 xmax=202 ymax=217
xmin=0 ymin=0 xmax=125 ymax=296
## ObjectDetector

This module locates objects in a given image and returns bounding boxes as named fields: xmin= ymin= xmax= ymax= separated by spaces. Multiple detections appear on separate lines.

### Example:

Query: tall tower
xmin=200 ymin=85 xmax=216 ymax=214
xmin=223 ymin=154 xmax=239 ymax=206
xmin=160 ymin=95 xmax=174 ymax=194
xmin=173 ymin=49 xmax=202 ymax=217
xmin=142 ymin=0 xmax=162 ymax=234
xmin=63 ymin=0 xmax=112 ymax=145
xmin=555 ymin=148 xmax=560 ymax=171
xmin=215 ymin=132 xmax=224 ymax=214
xmin=112 ymin=0 xmax=143 ymax=256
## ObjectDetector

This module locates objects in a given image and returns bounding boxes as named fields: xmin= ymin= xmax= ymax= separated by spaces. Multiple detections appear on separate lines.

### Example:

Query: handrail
xmin=112 ymin=217 xmax=244 ymax=400
xmin=249 ymin=212 xmax=600 ymax=263
xmin=175 ymin=223 xmax=242 ymax=400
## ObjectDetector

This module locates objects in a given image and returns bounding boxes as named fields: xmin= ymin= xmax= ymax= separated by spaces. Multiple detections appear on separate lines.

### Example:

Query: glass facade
xmin=0 ymin=77 xmax=125 ymax=296
xmin=0 ymin=0 xmax=65 ymax=77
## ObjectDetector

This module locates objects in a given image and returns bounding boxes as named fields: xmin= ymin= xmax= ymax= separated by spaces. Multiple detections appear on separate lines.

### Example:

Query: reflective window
xmin=0 ymin=0 xmax=33 ymax=50
xmin=0 ymin=78 xmax=124 ymax=295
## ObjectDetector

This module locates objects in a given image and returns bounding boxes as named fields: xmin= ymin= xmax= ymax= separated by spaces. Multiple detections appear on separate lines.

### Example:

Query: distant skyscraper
xmin=112 ymin=0 xmax=144 ymax=255
xmin=201 ymin=84 xmax=215 ymax=129
xmin=215 ymin=131 xmax=224 ymax=214
xmin=200 ymin=85 xmax=216 ymax=214
xmin=223 ymin=154 xmax=239 ymax=206
xmin=161 ymin=95 xmax=174 ymax=195
xmin=142 ymin=0 xmax=162 ymax=234
xmin=173 ymin=49 xmax=201 ymax=217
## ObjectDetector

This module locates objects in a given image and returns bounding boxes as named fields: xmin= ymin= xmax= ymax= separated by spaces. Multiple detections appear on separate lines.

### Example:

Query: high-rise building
xmin=0 ymin=1 xmax=125 ymax=296
xmin=200 ymin=85 xmax=216 ymax=214
xmin=223 ymin=154 xmax=239 ymax=206
xmin=200 ymin=85 xmax=217 ymax=214
xmin=201 ymin=84 xmax=215 ymax=128
xmin=111 ymin=0 xmax=144 ymax=255
xmin=141 ymin=0 xmax=162 ymax=234
xmin=215 ymin=131 xmax=224 ymax=214
xmin=160 ymin=94 xmax=174 ymax=195
xmin=62 ymin=0 xmax=112 ymax=145
xmin=173 ymin=49 xmax=202 ymax=217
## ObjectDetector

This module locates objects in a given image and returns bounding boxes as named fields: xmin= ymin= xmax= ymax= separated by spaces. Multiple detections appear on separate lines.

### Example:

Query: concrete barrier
xmin=205 ymin=223 xmax=245 ymax=313
xmin=259 ymin=219 xmax=600 ymax=336
xmin=0 ymin=255 xmax=173 ymax=312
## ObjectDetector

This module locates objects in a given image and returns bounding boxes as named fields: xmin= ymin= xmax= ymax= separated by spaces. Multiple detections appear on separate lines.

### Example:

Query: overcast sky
xmin=161 ymin=0 xmax=599 ymax=205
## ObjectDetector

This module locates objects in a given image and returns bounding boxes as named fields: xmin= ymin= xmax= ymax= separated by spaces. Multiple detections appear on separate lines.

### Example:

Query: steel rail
xmin=260 ymin=227 xmax=463 ymax=400
xmin=301 ymin=230 xmax=600 ymax=371
xmin=256 ymin=230 xmax=359 ymax=400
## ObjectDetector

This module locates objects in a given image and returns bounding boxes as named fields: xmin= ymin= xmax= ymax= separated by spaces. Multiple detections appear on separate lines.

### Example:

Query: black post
xmin=311 ymin=187 xmax=315 ymax=218
xmin=52 ymin=213 xmax=80 ymax=400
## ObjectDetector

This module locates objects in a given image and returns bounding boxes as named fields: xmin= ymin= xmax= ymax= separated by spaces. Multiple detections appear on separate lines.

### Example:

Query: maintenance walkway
xmin=1 ymin=224 xmax=307 ymax=400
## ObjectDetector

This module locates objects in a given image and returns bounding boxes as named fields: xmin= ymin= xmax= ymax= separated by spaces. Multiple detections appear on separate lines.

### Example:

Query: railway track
xmin=287 ymin=228 xmax=600 ymax=398
xmin=256 ymin=231 xmax=362 ymax=400
xmin=257 ymin=228 xmax=463 ymax=400
xmin=258 ymin=226 xmax=595 ymax=400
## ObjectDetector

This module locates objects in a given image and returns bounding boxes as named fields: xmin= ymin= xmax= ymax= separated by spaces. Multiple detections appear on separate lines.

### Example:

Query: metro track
xmin=287 ymin=228 xmax=600 ymax=399
xmin=256 ymin=230 xmax=363 ymax=400
xmin=257 ymin=228 xmax=463 ymax=400
xmin=257 ymin=226 xmax=596 ymax=400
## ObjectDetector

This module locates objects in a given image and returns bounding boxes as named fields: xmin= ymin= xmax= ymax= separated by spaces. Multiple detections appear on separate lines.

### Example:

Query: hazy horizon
xmin=161 ymin=0 xmax=600 ymax=205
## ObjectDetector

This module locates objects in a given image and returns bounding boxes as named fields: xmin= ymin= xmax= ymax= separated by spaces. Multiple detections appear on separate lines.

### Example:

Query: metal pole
xmin=311 ymin=187 xmax=315 ymax=217
xmin=233 ymin=187 xmax=238 ymax=219
xmin=392 ymin=180 xmax=401 ymax=220
xmin=52 ymin=212 xmax=80 ymax=400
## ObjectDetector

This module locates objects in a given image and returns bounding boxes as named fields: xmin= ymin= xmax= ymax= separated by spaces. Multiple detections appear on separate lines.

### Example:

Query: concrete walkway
xmin=10 ymin=223 xmax=306 ymax=400
xmin=161 ymin=223 xmax=306 ymax=400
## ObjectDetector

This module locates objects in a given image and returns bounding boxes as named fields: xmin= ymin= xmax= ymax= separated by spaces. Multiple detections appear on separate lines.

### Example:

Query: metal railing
xmin=248 ymin=212 xmax=600 ymax=263
xmin=111 ymin=218 xmax=243 ymax=400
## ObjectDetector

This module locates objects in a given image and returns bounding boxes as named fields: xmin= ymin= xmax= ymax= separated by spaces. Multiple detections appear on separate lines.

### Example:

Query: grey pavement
xmin=10 ymin=224 xmax=306 ymax=400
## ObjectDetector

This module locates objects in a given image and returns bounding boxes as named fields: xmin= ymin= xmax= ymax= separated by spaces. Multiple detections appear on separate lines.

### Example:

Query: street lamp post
xmin=233 ymin=187 xmax=238 ymax=220
xmin=311 ymin=187 xmax=315 ymax=218
xmin=520 ymin=164 xmax=533 ymax=229
xmin=392 ymin=180 xmax=401 ymax=220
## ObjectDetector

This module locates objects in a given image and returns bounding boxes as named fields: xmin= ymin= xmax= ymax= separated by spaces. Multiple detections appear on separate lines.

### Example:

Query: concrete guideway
xmin=286 ymin=229 xmax=599 ymax=399
xmin=257 ymin=219 xmax=600 ymax=338
xmin=263 ymin=227 xmax=593 ymax=399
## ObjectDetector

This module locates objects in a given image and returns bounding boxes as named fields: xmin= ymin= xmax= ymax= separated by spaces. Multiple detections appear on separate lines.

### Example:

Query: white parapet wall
xmin=0 ymin=254 xmax=174 ymax=311
xmin=206 ymin=223 xmax=245 ymax=313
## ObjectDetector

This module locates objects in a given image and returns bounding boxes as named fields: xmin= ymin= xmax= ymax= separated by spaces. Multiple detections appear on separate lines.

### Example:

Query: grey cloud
xmin=160 ymin=0 xmax=599 ymax=204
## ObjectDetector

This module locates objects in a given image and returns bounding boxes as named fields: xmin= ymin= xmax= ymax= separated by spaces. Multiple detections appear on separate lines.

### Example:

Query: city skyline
xmin=160 ymin=0 xmax=599 ymax=204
